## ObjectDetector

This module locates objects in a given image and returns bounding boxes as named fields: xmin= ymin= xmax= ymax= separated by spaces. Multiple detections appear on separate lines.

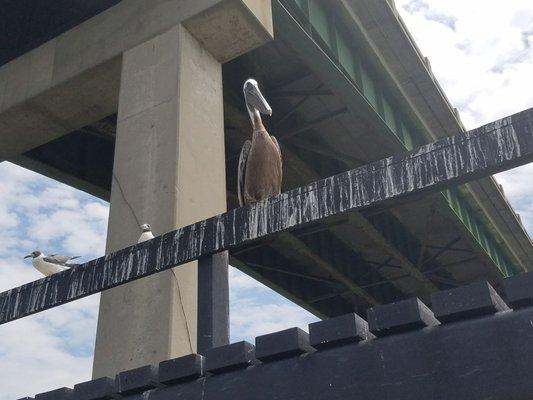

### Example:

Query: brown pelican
xmin=237 ymin=79 xmax=282 ymax=206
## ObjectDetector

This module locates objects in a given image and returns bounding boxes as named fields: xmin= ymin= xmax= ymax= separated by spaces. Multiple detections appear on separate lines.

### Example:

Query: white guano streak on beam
xmin=0 ymin=108 xmax=532 ymax=324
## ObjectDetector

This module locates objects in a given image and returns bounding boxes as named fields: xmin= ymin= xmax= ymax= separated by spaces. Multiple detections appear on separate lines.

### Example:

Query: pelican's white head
xmin=140 ymin=223 xmax=151 ymax=232
xmin=243 ymin=79 xmax=272 ymax=124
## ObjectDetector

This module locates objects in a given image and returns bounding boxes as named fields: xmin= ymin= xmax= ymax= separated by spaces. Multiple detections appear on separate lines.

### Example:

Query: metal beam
xmin=0 ymin=107 xmax=532 ymax=324
xmin=278 ymin=108 xmax=348 ymax=141
xmin=420 ymin=237 xmax=462 ymax=270
xmin=274 ymin=0 xmax=523 ymax=277
xmin=425 ymin=245 xmax=473 ymax=254
xmin=340 ymin=213 xmax=439 ymax=295
xmin=197 ymin=252 xmax=230 ymax=355
xmin=230 ymin=98 xmax=435 ymax=302
xmin=273 ymin=84 xmax=323 ymax=128
xmin=288 ymin=137 xmax=366 ymax=165
xmin=230 ymin=256 xmax=330 ymax=319
xmin=271 ymin=232 xmax=379 ymax=306
xmin=270 ymin=89 xmax=332 ymax=97
xmin=244 ymin=261 xmax=344 ymax=285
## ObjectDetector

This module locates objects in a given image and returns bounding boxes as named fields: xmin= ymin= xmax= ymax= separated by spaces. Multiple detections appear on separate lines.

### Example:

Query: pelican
xmin=237 ymin=78 xmax=282 ymax=206
xmin=24 ymin=251 xmax=80 ymax=276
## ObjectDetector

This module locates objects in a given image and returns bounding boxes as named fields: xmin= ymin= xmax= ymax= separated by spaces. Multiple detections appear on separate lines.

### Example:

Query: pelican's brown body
xmin=238 ymin=114 xmax=282 ymax=206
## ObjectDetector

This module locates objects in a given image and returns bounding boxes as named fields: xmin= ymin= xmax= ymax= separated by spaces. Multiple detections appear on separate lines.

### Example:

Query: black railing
xmin=1 ymin=107 xmax=532 ymax=325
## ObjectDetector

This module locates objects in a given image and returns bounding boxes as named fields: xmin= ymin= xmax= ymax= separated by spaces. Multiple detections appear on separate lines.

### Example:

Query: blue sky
xmin=1 ymin=1 xmax=533 ymax=398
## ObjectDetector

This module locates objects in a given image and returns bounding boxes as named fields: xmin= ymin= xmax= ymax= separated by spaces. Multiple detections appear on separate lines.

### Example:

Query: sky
xmin=1 ymin=1 xmax=533 ymax=398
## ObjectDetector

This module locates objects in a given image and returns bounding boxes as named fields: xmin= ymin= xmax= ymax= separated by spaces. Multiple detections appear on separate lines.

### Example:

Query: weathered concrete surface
xmin=184 ymin=0 xmax=273 ymax=63
xmin=0 ymin=56 xmax=121 ymax=159
xmin=92 ymin=25 xmax=227 ymax=379
xmin=0 ymin=0 xmax=272 ymax=160
xmin=10 ymin=154 xmax=111 ymax=201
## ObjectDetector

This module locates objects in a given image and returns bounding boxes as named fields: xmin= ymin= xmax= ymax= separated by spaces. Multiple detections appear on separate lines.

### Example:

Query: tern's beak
xmin=245 ymin=82 xmax=272 ymax=116
xmin=24 ymin=254 xmax=32 ymax=259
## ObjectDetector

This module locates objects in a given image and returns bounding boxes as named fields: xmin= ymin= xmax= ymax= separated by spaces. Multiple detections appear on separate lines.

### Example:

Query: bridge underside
xmin=4 ymin=0 xmax=531 ymax=318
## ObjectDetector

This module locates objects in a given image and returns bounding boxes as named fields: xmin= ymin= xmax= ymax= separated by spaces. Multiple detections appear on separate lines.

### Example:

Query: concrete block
xmin=503 ymin=272 xmax=533 ymax=308
xmin=255 ymin=327 xmax=314 ymax=362
xmin=205 ymin=341 xmax=256 ymax=373
xmin=115 ymin=365 xmax=159 ymax=395
xmin=35 ymin=388 xmax=73 ymax=400
xmin=159 ymin=354 xmax=204 ymax=384
xmin=368 ymin=298 xmax=439 ymax=336
xmin=74 ymin=377 xmax=116 ymax=400
xmin=309 ymin=313 xmax=374 ymax=349
xmin=432 ymin=281 xmax=509 ymax=323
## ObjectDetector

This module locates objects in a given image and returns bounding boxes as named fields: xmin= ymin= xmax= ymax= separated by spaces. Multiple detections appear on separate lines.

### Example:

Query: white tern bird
xmin=138 ymin=223 xmax=155 ymax=243
xmin=24 ymin=251 xmax=80 ymax=277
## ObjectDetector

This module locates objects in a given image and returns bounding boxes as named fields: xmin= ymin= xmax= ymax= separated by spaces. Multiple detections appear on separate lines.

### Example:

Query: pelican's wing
xmin=237 ymin=140 xmax=252 ymax=207
xmin=45 ymin=254 xmax=80 ymax=265
xmin=270 ymin=135 xmax=282 ymax=158
xmin=270 ymin=135 xmax=283 ymax=194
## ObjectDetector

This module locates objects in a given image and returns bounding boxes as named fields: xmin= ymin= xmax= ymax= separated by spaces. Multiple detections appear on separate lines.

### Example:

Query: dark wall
xmin=0 ymin=0 xmax=122 ymax=66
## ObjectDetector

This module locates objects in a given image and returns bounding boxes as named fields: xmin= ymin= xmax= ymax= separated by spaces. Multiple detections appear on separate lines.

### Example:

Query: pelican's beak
xmin=245 ymin=82 xmax=272 ymax=116
xmin=24 ymin=254 xmax=32 ymax=259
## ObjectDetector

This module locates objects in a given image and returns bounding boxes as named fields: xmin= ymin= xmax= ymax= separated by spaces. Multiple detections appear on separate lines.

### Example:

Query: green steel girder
xmin=443 ymin=188 xmax=517 ymax=276
xmin=273 ymin=0 xmax=519 ymax=276
xmin=230 ymin=256 xmax=331 ymax=318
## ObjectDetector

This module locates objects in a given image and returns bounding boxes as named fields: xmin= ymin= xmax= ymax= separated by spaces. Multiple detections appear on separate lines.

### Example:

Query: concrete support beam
xmin=0 ymin=56 xmax=121 ymax=159
xmin=92 ymin=25 xmax=228 ymax=379
xmin=184 ymin=0 xmax=273 ymax=63
xmin=0 ymin=0 xmax=272 ymax=160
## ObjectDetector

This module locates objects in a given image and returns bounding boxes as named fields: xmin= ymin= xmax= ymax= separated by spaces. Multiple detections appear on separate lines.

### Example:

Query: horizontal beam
xmin=269 ymin=89 xmax=332 ymax=97
xmin=278 ymin=108 xmax=348 ymax=141
xmin=1 ymin=107 xmax=532 ymax=324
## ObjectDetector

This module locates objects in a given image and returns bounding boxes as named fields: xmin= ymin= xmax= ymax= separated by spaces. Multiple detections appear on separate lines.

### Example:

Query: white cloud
xmin=0 ymin=316 xmax=94 ymax=398
xmin=229 ymin=267 xmax=318 ymax=341
xmin=495 ymin=165 xmax=533 ymax=233
xmin=397 ymin=0 xmax=533 ymax=234
xmin=229 ymin=266 xmax=269 ymax=292
xmin=0 ymin=163 xmax=108 ymax=399
xmin=397 ymin=0 xmax=533 ymax=128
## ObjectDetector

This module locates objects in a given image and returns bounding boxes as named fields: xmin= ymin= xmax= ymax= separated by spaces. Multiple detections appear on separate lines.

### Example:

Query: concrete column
xmin=92 ymin=24 xmax=227 ymax=378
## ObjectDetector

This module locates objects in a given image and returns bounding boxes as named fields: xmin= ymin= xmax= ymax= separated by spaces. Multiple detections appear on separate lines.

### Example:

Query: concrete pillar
xmin=90 ymin=0 xmax=273 ymax=379
xmin=92 ymin=24 xmax=227 ymax=378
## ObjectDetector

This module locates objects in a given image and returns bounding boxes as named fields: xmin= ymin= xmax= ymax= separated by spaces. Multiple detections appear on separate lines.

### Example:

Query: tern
xmin=138 ymin=223 xmax=155 ymax=243
xmin=24 ymin=251 xmax=80 ymax=276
